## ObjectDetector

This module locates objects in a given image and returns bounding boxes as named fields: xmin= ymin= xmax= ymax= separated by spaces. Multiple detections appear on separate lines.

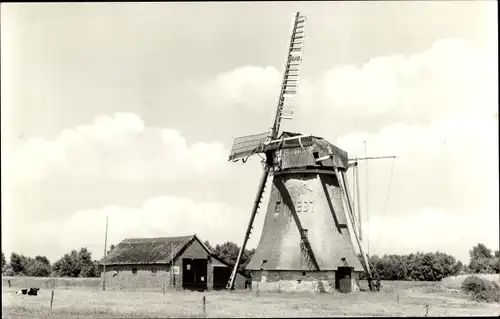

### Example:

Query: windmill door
xmin=336 ymin=266 xmax=353 ymax=292
xmin=182 ymin=258 xmax=208 ymax=291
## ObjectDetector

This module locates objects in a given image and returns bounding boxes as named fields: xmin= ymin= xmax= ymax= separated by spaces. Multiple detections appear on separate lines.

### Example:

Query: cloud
xmin=195 ymin=65 xmax=314 ymax=114
xmin=196 ymin=38 xmax=497 ymax=131
xmin=2 ymin=195 xmax=248 ymax=262
xmin=336 ymin=107 xmax=499 ymax=262
xmin=319 ymin=38 xmax=496 ymax=122
xmin=5 ymin=113 xmax=230 ymax=185
xmin=364 ymin=205 xmax=499 ymax=263
xmin=4 ymin=37 xmax=498 ymax=265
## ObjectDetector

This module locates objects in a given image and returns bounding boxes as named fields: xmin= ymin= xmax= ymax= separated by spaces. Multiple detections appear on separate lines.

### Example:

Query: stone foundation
xmin=250 ymin=270 xmax=360 ymax=293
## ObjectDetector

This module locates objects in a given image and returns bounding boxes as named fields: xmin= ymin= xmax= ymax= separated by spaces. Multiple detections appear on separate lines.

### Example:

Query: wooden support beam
xmin=333 ymin=166 xmax=374 ymax=291
xmin=348 ymin=156 xmax=397 ymax=161
xmin=226 ymin=166 xmax=270 ymax=289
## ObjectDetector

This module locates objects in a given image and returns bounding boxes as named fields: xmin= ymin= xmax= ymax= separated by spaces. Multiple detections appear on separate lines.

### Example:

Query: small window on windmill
xmin=151 ymin=268 xmax=157 ymax=276
xmin=274 ymin=201 xmax=281 ymax=217
xmin=313 ymin=151 xmax=319 ymax=159
xmin=132 ymin=268 xmax=138 ymax=275
xmin=260 ymin=260 xmax=267 ymax=270
xmin=275 ymin=150 xmax=282 ymax=167
xmin=301 ymin=229 xmax=308 ymax=239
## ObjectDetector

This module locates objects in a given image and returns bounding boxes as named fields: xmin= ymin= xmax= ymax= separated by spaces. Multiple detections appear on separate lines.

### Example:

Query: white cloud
xmin=318 ymin=38 xmax=497 ymax=124
xmin=196 ymin=65 xmax=314 ymax=114
xmin=198 ymin=66 xmax=281 ymax=112
xmin=5 ymin=113 xmax=231 ymax=185
xmin=336 ymin=108 xmax=499 ymax=263
xmin=197 ymin=38 xmax=497 ymax=128
xmin=4 ymin=37 xmax=498 ymax=265
xmin=2 ymin=195 xmax=248 ymax=262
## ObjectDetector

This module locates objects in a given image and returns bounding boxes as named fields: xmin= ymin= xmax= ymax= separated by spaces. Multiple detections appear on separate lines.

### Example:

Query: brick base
xmin=250 ymin=270 xmax=360 ymax=293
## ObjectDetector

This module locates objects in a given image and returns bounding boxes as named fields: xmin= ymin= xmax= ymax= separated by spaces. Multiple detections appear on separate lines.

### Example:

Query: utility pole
xmin=170 ymin=243 xmax=174 ymax=290
xmin=102 ymin=216 xmax=108 ymax=291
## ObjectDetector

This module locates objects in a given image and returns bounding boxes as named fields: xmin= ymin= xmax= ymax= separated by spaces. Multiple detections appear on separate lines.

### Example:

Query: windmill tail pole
xmin=226 ymin=165 xmax=271 ymax=290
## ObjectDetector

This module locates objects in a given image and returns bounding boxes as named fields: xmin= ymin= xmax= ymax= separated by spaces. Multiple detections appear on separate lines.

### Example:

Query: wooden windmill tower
xmin=225 ymin=12 xmax=380 ymax=292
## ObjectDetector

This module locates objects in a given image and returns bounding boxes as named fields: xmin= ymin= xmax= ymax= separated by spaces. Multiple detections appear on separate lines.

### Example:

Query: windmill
xmin=225 ymin=12 xmax=384 ymax=292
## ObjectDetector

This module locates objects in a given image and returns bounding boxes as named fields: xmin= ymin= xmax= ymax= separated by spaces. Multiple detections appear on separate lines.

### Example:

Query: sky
xmin=1 ymin=1 xmax=498 ymax=264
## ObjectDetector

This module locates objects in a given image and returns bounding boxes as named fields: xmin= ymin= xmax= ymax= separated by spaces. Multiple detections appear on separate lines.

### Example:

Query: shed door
xmin=213 ymin=266 xmax=231 ymax=290
xmin=182 ymin=258 xmax=208 ymax=291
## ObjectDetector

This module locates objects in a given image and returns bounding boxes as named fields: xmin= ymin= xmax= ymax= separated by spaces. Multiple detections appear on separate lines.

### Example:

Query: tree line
xmin=2 ymin=242 xmax=498 ymax=281
xmin=366 ymin=243 xmax=499 ymax=281
xmin=1 ymin=248 xmax=102 ymax=278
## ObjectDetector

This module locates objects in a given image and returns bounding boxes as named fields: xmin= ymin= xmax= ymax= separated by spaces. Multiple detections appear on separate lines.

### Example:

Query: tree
xmin=35 ymin=256 xmax=50 ymax=266
xmin=52 ymin=250 xmax=80 ymax=277
xmin=1 ymin=251 xmax=5 ymax=271
xmin=78 ymin=248 xmax=99 ymax=277
xmin=52 ymin=248 xmax=99 ymax=278
xmin=452 ymin=260 xmax=465 ymax=275
xmin=369 ymin=251 xmax=463 ymax=281
xmin=489 ymin=255 xmax=500 ymax=274
xmin=469 ymin=243 xmax=495 ymax=274
xmin=213 ymin=242 xmax=240 ymax=265
xmin=203 ymin=241 xmax=214 ymax=252
xmin=470 ymin=243 xmax=493 ymax=260
xmin=10 ymin=253 xmax=27 ymax=275
xmin=27 ymin=259 xmax=51 ymax=277
xmin=107 ymin=244 xmax=116 ymax=255
xmin=212 ymin=241 xmax=256 ymax=277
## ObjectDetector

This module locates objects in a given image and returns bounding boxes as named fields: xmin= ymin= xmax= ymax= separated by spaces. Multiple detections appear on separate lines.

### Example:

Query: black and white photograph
xmin=1 ymin=1 xmax=498 ymax=317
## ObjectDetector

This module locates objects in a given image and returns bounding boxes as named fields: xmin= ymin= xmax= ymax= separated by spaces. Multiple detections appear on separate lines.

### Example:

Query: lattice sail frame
xmin=228 ymin=132 xmax=270 ymax=162
xmin=228 ymin=13 xmax=307 ymax=163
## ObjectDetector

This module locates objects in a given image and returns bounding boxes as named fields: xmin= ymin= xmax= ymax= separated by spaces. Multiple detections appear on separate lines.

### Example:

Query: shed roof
xmin=101 ymin=235 xmax=250 ymax=278
xmin=102 ymin=234 xmax=210 ymax=265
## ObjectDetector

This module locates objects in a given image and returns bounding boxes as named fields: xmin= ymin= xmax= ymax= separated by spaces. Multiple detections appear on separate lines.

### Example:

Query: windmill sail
xmin=271 ymin=12 xmax=307 ymax=139
xmin=225 ymin=12 xmax=307 ymax=290
xmin=228 ymin=132 xmax=270 ymax=162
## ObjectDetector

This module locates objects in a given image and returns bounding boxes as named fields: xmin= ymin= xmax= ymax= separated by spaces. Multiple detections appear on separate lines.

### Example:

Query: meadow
xmin=2 ymin=276 xmax=499 ymax=318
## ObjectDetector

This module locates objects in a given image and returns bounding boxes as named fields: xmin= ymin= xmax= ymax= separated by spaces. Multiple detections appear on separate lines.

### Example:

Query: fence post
xmin=202 ymin=296 xmax=206 ymax=318
xmin=50 ymin=290 xmax=55 ymax=309
xmin=425 ymin=304 xmax=430 ymax=317
xmin=8 ymin=280 xmax=11 ymax=288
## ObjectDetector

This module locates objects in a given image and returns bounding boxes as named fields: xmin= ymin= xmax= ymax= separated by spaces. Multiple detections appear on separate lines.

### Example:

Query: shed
xmin=100 ymin=234 xmax=248 ymax=291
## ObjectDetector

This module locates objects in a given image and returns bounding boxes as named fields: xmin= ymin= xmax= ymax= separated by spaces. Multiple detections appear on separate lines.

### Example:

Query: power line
xmin=363 ymin=141 xmax=370 ymax=256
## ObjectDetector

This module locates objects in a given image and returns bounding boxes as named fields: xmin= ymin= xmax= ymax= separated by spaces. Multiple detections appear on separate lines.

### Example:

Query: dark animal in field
xmin=15 ymin=288 xmax=40 ymax=296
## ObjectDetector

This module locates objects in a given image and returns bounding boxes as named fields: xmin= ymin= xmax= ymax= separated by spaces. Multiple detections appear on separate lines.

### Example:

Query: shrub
xmin=3 ymin=266 xmax=15 ymax=276
xmin=462 ymin=275 xmax=500 ymax=303
xmin=472 ymin=289 xmax=500 ymax=303
xmin=462 ymin=275 xmax=488 ymax=294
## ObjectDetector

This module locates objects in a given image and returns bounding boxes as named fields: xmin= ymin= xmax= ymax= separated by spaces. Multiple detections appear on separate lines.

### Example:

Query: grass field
xmin=2 ymin=276 xmax=499 ymax=318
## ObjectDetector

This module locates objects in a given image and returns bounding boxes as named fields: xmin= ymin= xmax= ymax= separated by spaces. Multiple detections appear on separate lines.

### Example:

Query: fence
xmin=2 ymin=276 xmax=101 ymax=290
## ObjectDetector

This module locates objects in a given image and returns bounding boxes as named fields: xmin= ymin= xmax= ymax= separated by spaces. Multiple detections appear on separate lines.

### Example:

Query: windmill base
xmin=250 ymin=270 xmax=361 ymax=293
